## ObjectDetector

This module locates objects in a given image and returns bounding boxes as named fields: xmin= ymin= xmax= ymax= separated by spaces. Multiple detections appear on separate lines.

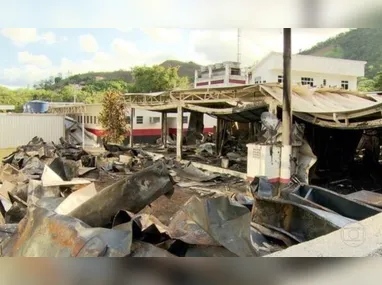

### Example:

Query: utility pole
xmin=282 ymin=28 xmax=292 ymax=146
xmin=279 ymin=28 xmax=292 ymax=192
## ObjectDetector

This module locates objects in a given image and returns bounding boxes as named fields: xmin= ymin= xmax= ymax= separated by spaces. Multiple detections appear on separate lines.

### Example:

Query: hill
xmin=300 ymin=29 xmax=382 ymax=79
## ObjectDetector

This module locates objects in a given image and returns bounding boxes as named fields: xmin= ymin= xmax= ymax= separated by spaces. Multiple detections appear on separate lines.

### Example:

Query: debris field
xmin=0 ymin=136 xmax=381 ymax=257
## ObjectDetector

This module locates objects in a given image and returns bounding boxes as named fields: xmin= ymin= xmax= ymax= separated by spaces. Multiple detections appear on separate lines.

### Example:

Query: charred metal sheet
xmin=289 ymin=184 xmax=382 ymax=220
xmin=130 ymin=241 xmax=175 ymax=257
xmin=21 ymin=157 xmax=45 ymax=178
xmin=182 ymin=196 xmax=257 ymax=257
xmin=167 ymin=207 xmax=219 ymax=246
xmin=27 ymin=180 xmax=60 ymax=207
xmin=68 ymin=161 xmax=174 ymax=227
xmin=185 ymin=245 xmax=238 ymax=257
xmin=346 ymin=190 xmax=382 ymax=208
xmin=251 ymin=222 xmax=298 ymax=247
xmin=249 ymin=225 xmax=284 ymax=255
xmin=174 ymin=163 xmax=220 ymax=182
xmin=112 ymin=210 xmax=169 ymax=245
xmin=55 ymin=183 xmax=97 ymax=215
xmin=4 ymin=202 xmax=27 ymax=224
xmin=0 ymin=164 xmax=28 ymax=183
xmin=0 ymin=224 xmax=17 ymax=251
xmin=252 ymin=197 xmax=355 ymax=242
xmin=2 ymin=205 xmax=132 ymax=257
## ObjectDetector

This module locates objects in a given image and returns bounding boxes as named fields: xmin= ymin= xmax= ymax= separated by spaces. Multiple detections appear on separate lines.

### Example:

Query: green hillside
xmin=300 ymin=29 xmax=382 ymax=79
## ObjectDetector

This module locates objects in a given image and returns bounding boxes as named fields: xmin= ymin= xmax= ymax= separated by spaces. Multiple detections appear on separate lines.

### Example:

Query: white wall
xmin=250 ymin=52 xmax=366 ymax=89
xmin=0 ymin=114 xmax=65 ymax=148
xmin=269 ymin=70 xmax=358 ymax=90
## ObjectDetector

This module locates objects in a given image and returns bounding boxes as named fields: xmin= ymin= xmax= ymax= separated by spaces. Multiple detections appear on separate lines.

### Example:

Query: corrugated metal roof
xmin=260 ymin=85 xmax=380 ymax=114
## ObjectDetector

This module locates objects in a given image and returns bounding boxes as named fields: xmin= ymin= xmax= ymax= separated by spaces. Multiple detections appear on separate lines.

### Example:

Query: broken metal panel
xmin=130 ymin=241 xmax=175 ymax=257
xmin=55 ymin=183 xmax=97 ymax=216
xmin=174 ymin=163 xmax=220 ymax=182
xmin=68 ymin=161 xmax=174 ymax=227
xmin=251 ymin=197 xmax=355 ymax=242
xmin=167 ymin=207 xmax=219 ymax=246
xmin=346 ymin=190 xmax=382 ymax=208
xmin=2 ymin=205 xmax=132 ymax=257
xmin=289 ymin=184 xmax=382 ymax=221
xmin=182 ymin=196 xmax=257 ymax=257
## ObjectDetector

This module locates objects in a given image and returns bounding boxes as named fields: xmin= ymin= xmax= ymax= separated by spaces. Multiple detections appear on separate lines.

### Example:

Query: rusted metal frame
xmin=310 ymin=104 xmax=382 ymax=121
xmin=294 ymin=112 xmax=382 ymax=129
xmin=183 ymin=101 xmax=268 ymax=116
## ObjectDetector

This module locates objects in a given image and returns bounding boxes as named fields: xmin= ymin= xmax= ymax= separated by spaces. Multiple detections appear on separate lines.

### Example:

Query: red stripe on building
xmin=196 ymin=81 xmax=209 ymax=86
xmin=210 ymin=79 xmax=224 ymax=84
xmin=229 ymin=79 xmax=246 ymax=84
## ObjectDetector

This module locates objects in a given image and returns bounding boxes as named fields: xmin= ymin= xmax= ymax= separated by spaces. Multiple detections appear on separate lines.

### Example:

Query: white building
xmin=247 ymin=52 xmax=367 ymax=90
xmin=194 ymin=61 xmax=247 ymax=88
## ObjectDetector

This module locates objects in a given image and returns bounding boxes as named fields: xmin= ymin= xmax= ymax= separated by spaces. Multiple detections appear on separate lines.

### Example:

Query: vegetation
xmin=0 ymin=63 xmax=191 ymax=112
xmin=98 ymin=91 xmax=129 ymax=144
xmin=300 ymin=29 xmax=382 ymax=79
xmin=129 ymin=65 xmax=189 ymax=92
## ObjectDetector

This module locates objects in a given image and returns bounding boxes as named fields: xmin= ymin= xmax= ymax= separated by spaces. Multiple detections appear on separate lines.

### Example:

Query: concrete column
xmin=81 ymin=112 xmax=85 ymax=149
xmin=216 ymin=117 xmax=222 ymax=154
xmin=176 ymin=106 xmax=183 ymax=161
xmin=194 ymin=70 xmax=198 ymax=89
xmin=161 ymin=112 xmax=168 ymax=147
xmin=208 ymin=66 xmax=212 ymax=87
xmin=129 ymin=108 xmax=135 ymax=147
xmin=224 ymin=63 xmax=230 ymax=85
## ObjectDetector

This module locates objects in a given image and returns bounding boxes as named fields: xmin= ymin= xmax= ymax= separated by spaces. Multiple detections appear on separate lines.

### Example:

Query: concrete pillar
xmin=176 ymin=106 xmax=183 ymax=161
xmin=224 ymin=63 xmax=230 ymax=85
xmin=161 ymin=112 xmax=168 ymax=147
xmin=129 ymin=108 xmax=135 ymax=147
xmin=194 ymin=70 xmax=198 ymax=89
xmin=81 ymin=112 xmax=85 ymax=149
xmin=186 ymin=111 xmax=204 ymax=145
xmin=208 ymin=66 xmax=212 ymax=87
xmin=216 ymin=117 xmax=222 ymax=154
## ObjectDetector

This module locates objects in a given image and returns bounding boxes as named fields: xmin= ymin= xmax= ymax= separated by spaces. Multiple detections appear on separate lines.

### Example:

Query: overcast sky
xmin=0 ymin=28 xmax=349 ymax=88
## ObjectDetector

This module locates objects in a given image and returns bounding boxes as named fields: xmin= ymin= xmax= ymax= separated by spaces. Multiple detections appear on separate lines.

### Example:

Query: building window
xmin=323 ymin=79 xmax=326 ymax=86
xmin=231 ymin=68 xmax=241 ymax=76
xmin=263 ymin=80 xmax=266 ymax=83
xmin=248 ymin=72 xmax=252 ymax=83
xmin=86 ymin=116 xmax=89 ymax=124
xmin=90 ymin=116 xmax=93 ymax=124
xmin=149 ymin=117 xmax=160 ymax=124
xmin=183 ymin=116 xmax=188 ymax=124
xmin=301 ymin=77 xmax=314 ymax=86
xmin=254 ymin=76 xmax=261 ymax=84
xmin=136 ymin=116 xmax=143 ymax=124
xmin=278 ymin=75 xmax=283 ymax=83
xmin=341 ymin=80 xmax=349 ymax=90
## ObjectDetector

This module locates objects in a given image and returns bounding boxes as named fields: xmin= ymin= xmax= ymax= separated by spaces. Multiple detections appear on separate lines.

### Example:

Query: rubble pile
xmin=1 ymin=137 xmax=382 ymax=257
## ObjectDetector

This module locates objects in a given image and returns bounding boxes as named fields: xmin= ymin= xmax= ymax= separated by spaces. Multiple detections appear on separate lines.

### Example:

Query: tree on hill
xmin=300 ymin=29 xmax=382 ymax=79
xmin=130 ymin=65 xmax=189 ymax=92
xmin=98 ymin=91 xmax=129 ymax=144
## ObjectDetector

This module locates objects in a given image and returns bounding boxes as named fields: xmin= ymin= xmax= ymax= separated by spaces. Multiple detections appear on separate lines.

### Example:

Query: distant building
xmin=247 ymin=52 xmax=367 ymax=90
xmin=194 ymin=61 xmax=247 ymax=88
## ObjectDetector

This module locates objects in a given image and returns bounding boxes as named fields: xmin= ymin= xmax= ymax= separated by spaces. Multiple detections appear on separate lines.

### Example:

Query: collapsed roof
xmin=124 ymin=83 xmax=382 ymax=129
